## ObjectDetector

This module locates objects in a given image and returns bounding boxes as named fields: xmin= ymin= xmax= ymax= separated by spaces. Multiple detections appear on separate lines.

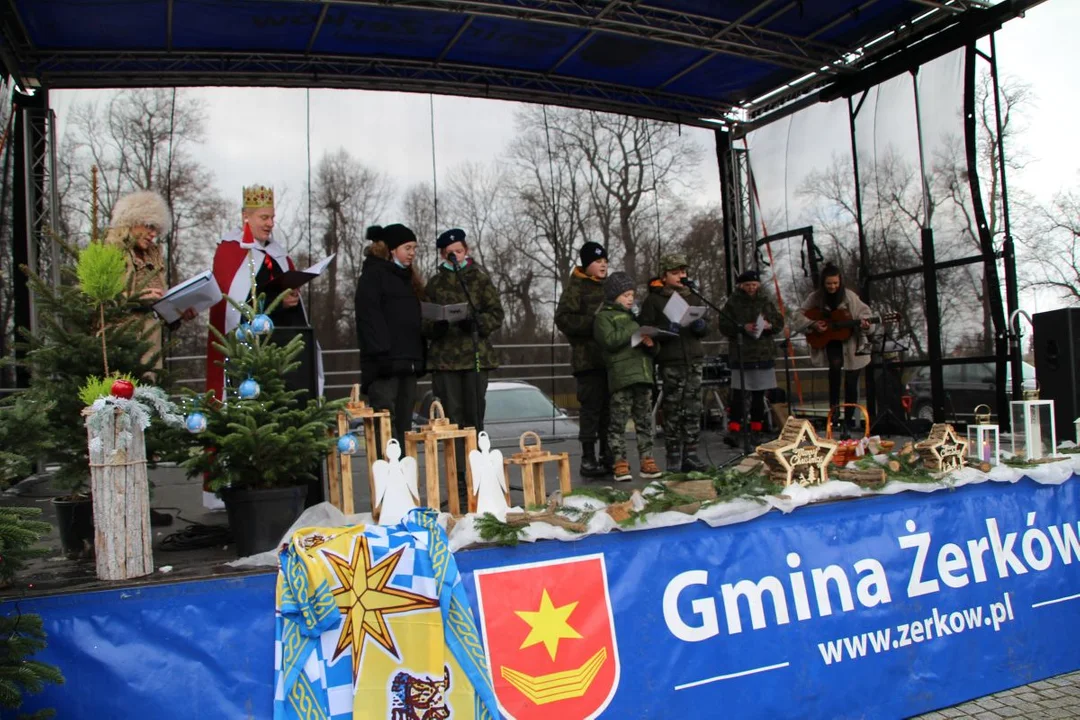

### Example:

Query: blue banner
xmin=10 ymin=477 xmax=1080 ymax=719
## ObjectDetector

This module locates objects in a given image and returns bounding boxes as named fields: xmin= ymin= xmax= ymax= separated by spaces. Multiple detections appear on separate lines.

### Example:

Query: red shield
xmin=474 ymin=554 xmax=620 ymax=720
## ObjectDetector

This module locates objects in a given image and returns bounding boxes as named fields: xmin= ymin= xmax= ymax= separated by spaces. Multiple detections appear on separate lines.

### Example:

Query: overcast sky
xmin=48 ymin=0 xmax=1077 ymax=278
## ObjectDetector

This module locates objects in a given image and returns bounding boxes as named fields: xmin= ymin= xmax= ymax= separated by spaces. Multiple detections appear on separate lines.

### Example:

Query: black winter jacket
xmin=354 ymin=255 xmax=425 ymax=391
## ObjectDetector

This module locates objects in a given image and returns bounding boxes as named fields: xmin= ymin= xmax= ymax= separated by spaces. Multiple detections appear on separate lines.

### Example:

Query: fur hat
xmin=604 ymin=271 xmax=635 ymax=302
xmin=109 ymin=190 xmax=172 ymax=236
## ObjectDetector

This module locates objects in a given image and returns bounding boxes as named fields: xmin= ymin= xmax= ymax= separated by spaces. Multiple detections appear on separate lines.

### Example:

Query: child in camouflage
xmin=593 ymin=272 xmax=663 ymax=482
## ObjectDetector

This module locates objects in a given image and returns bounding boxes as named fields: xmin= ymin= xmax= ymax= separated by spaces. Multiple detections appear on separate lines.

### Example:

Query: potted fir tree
xmin=181 ymin=294 xmax=342 ymax=557
xmin=1 ymin=242 xmax=161 ymax=558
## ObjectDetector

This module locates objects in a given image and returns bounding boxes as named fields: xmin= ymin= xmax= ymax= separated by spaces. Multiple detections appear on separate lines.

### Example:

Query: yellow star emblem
xmin=324 ymin=536 xmax=437 ymax=682
xmin=515 ymin=588 xmax=582 ymax=661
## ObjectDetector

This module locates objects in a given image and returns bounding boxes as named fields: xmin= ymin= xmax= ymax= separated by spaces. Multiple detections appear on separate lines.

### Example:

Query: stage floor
xmin=1 ymin=430 xmax=754 ymax=598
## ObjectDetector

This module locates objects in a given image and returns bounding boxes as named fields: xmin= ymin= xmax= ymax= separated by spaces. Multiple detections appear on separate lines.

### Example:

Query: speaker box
xmin=1032 ymin=307 xmax=1080 ymax=441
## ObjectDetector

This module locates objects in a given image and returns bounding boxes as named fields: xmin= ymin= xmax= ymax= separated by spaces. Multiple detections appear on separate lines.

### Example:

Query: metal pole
xmin=848 ymin=93 xmax=877 ymax=416
xmin=989 ymin=33 xmax=1023 ymax=406
xmin=912 ymin=70 xmax=945 ymax=422
xmin=715 ymin=129 xmax=736 ymax=294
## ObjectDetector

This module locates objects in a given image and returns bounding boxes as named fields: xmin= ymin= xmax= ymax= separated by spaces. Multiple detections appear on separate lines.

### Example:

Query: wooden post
xmin=85 ymin=407 xmax=152 ymax=581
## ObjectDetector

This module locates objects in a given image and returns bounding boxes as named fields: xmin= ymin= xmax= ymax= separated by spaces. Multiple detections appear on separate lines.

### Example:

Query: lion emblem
xmin=390 ymin=666 xmax=451 ymax=720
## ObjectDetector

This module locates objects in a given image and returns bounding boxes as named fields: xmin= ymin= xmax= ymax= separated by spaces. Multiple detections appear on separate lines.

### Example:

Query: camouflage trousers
xmin=607 ymin=383 xmax=655 ymax=463
xmin=660 ymin=362 xmax=703 ymax=455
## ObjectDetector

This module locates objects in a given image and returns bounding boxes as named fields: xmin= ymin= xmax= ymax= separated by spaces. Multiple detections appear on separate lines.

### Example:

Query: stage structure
xmin=0 ymin=0 xmax=1047 ymax=425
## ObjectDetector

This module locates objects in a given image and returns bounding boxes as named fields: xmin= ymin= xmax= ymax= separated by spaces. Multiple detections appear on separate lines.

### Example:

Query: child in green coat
xmin=593 ymin=272 xmax=662 ymax=482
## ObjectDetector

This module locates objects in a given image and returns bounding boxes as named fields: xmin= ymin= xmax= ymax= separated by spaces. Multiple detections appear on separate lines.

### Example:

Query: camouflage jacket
xmin=716 ymin=287 xmax=785 ymax=366
xmin=555 ymin=268 xmax=606 ymax=374
xmin=423 ymin=260 xmax=504 ymax=371
xmin=593 ymin=302 xmax=658 ymax=393
xmin=638 ymin=280 xmax=709 ymax=367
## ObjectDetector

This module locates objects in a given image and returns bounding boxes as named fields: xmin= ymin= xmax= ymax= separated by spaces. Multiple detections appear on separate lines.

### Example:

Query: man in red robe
xmin=205 ymin=184 xmax=305 ymax=399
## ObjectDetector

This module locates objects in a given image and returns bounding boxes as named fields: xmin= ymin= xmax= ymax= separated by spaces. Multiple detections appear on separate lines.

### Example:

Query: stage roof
xmin=0 ymin=0 xmax=1046 ymax=130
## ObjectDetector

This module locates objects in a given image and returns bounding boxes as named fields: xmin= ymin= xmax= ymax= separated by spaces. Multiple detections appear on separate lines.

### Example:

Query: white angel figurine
xmin=372 ymin=439 xmax=419 ymax=526
xmin=469 ymin=431 xmax=510 ymax=520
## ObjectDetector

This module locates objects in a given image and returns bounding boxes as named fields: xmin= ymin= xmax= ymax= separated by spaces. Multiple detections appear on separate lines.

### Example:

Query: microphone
xmin=448 ymin=251 xmax=461 ymax=269
xmin=680 ymin=277 xmax=697 ymax=289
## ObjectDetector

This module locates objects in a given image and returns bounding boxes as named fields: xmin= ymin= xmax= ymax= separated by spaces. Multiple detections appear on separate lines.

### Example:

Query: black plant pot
xmin=221 ymin=485 xmax=308 ymax=558
xmin=53 ymin=496 xmax=94 ymax=559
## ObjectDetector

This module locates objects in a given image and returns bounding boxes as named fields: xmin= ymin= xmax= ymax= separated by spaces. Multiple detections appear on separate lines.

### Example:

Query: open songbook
xmin=662 ymin=292 xmax=707 ymax=326
xmin=630 ymin=325 xmax=678 ymax=348
xmin=261 ymin=254 xmax=336 ymax=294
xmin=151 ymin=271 xmax=222 ymax=323
xmin=421 ymin=302 xmax=469 ymax=323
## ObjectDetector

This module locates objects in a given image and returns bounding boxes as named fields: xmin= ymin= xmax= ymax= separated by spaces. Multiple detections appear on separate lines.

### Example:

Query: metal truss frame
xmin=0 ymin=0 xmax=1040 ymax=130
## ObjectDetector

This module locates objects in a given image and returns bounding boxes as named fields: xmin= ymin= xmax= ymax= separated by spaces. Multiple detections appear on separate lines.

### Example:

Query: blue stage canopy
xmin=0 ymin=0 xmax=1045 ymax=128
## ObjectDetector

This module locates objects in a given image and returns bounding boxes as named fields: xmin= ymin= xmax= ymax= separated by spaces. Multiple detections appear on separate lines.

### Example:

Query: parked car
xmin=905 ymin=361 xmax=1036 ymax=422
xmin=414 ymin=381 xmax=579 ymax=447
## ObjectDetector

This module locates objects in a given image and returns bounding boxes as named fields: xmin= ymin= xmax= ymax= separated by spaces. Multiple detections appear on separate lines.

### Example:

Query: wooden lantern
xmin=756 ymin=417 xmax=838 ymax=487
xmin=404 ymin=400 xmax=478 ymax=516
xmin=326 ymin=384 xmax=391 ymax=515
xmin=504 ymin=431 xmax=572 ymax=508
xmin=915 ymin=423 xmax=968 ymax=472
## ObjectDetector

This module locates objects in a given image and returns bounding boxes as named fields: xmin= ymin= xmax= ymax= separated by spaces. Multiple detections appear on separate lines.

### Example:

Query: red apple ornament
xmin=110 ymin=379 xmax=135 ymax=399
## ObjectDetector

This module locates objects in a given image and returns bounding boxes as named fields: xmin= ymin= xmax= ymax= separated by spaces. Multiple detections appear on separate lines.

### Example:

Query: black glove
xmin=431 ymin=320 xmax=450 ymax=338
xmin=690 ymin=318 xmax=707 ymax=333
xmin=457 ymin=316 xmax=476 ymax=333
xmin=667 ymin=321 xmax=683 ymax=335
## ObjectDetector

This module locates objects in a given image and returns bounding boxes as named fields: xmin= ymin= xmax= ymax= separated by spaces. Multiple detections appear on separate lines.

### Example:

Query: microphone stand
xmin=681 ymin=280 xmax=756 ymax=458
xmin=450 ymin=253 xmax=484 ymax=434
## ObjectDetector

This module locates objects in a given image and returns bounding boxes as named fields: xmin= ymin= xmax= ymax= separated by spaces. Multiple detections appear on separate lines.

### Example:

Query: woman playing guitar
xmin=797 ymin=264 xmax=873 ymax=430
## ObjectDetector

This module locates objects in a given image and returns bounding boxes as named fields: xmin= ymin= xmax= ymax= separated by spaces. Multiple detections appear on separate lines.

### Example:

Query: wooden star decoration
xmin=756 ymin=418 xmax=839 ymax=487
xmin=322 ymin=535 xmax=438 ymax=683
xmin=915 ymin=423 xmax=969 ymax=473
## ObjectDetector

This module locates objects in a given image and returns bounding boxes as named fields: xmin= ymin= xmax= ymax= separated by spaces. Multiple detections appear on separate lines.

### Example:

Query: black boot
xmin=598 ymin=438 xmax=614 ymax=473
xmin=665 ymin=449 xmax=682 ymax=474
xmin=580 ymin=442 xmax=605 ymax=478
xmin=681 ymin=446 xmax=707 ymax=473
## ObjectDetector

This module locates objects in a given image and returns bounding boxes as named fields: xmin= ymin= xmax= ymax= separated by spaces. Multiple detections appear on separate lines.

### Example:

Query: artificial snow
xmin=226 ymin=454 xmax=1080 ymax=563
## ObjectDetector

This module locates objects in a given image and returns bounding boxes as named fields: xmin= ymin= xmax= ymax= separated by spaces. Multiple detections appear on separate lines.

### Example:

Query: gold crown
xmin=242 ymin=185 xmax=274 ymax=209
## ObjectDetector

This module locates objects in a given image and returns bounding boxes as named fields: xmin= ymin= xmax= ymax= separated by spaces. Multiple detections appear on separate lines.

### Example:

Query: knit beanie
xmin=580 ymin=241 xmax=607 ymax=268
xmin=604 ymin=271 xmax=635 ymax=302
xmin=367 ymin=224 xmax=417 ymax=251
xmin=736 ymin=269 xmax=760 ymax=284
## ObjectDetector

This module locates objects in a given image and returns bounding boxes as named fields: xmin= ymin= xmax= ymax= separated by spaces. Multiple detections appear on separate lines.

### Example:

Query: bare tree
xmin=60 ymin=89 xmax=230 ymax=283
xmin=1027 ymin=190 xmax=1080 ymax=303
xmin=310 ymin=147 xmax=393 ymax=345
xmin=543 ymin=108 xmax=703 ymax=279
xmin=401 ymin=181 xmax=438 ymax=279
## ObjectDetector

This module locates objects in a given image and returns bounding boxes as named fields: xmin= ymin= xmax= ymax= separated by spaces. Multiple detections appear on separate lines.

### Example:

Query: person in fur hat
xmin=106 ymin=189 xmax=192 ymax=369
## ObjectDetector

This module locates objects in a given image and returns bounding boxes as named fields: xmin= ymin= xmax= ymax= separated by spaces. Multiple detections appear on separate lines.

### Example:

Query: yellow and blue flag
xmin=274 ymin=508 xmax=499 ymax=720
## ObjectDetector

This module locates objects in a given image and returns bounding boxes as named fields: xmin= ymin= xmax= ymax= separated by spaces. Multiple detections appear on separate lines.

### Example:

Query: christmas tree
xmin=0 ymin=244 xmax=160 ymax=494
xmin=181 ymin=295 xmax=342 ymax=491
xmin=0 ymin=507 xmax=64 ymax=719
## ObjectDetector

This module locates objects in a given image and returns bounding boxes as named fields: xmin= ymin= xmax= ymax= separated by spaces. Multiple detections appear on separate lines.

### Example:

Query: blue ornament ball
xmin=238 ymin=378 xmax=261 ymax=400
xmin=235 ymin=322 xmax=255 ymax=343
xmin=185 ymin=411 xmax=207 ymax=434
xmin=251 ymin=313 xmax=274 ymax=336
xmin=337 ymin=433 xmax=360 ymax=456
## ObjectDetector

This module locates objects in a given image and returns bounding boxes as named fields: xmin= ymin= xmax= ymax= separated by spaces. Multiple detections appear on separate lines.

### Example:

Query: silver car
xmin=415 ymin=381 xmax=579 ymax=449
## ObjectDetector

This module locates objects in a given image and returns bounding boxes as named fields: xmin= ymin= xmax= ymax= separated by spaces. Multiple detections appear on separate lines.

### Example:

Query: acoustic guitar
xmin=803 ymin=308 xmax=900 ymax=350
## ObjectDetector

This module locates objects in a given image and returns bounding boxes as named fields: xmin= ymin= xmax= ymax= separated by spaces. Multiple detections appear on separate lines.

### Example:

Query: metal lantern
xmin=967 ymin=405 xmax=1000 ymax=467
xmin=1009 ymin=400 xmax=1056 ymax=461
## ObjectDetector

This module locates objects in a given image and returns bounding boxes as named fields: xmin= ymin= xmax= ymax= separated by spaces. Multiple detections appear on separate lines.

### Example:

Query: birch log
xmin=86 ymin=408 xmax=153 ymax=580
